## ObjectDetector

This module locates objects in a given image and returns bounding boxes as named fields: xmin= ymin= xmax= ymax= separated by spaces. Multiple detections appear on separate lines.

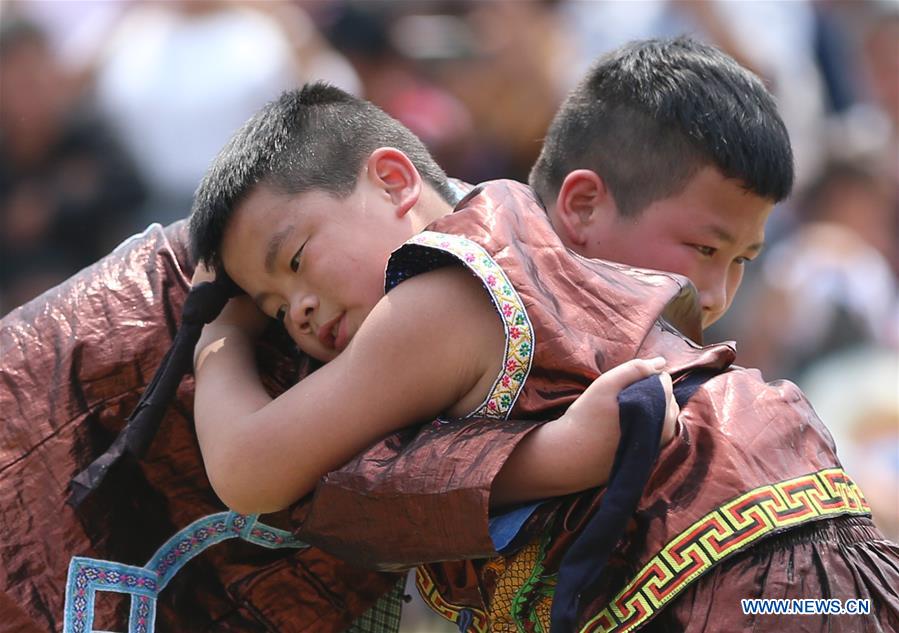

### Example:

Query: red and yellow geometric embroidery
xmin=415 ymin=534 xmax=557 ymax=632
xmin=415 ymin=565 xmax=489 ymax=633
xmin=404 ymin=231 xmax=534 ymax=420
xmin=416 ymin=468 xmax=868 ymax=632
xmin=582 ymin=467 xmax=870 ymax=633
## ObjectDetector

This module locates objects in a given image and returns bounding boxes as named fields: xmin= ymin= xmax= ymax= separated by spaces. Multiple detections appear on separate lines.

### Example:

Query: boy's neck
xmin=411 ymin=185 xmax=455 ymax=233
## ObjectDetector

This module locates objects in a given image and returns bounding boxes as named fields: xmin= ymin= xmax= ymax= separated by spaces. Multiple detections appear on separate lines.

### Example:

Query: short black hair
xmin=190 ymin=83 xmax=454 ymax=267
xmin=529 ymin=37 xmax=794 ymax=216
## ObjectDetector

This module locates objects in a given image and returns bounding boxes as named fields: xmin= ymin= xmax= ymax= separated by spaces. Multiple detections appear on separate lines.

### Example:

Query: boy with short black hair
xmin=531 ymin=36 xmax=791 ymax=329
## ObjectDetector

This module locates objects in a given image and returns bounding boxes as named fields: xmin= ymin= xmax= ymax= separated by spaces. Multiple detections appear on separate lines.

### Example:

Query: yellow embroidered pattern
xmin=405 ymin=231 xmax=534 ymax=419
xmin=490 ymin=537 xmax=553 ymax=632
xmin=415 ymin=566 xmax=489 ymax=633
xmin=583 ymin=467 xmax=870 ymax=633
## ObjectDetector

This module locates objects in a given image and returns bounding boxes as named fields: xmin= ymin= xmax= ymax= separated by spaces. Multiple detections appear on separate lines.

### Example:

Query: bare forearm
xmin=194 ymin=327 xmax=285 ymax=512
xmin=491 ymin=359 xmax=672 ymax=508
xmin=490 ymin=416 xmax=618 ymax=508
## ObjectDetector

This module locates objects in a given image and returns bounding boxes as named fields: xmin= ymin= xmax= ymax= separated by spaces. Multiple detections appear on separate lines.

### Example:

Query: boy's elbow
xmin=203 ymin=452 xmax=265 ymax=515
xmin=204 ymin=453 xmax=312 ymax=516
xmin=208 ymin=471 xmax=282 ymax=515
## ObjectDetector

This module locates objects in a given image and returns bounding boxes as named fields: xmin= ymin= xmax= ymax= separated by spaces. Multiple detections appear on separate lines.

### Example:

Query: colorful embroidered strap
xmin=386 ymin=231 xmax=535 ymax=420
xmin=63 ymin=512 xmax=307 ymax=633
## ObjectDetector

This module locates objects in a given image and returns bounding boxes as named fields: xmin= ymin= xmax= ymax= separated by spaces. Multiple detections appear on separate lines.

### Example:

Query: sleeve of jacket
xmin=294 ymin=416 xmax=550 ymax=570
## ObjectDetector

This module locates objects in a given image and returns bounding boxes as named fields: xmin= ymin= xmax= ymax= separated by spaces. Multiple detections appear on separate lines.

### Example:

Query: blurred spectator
xmin=91 ymin=0 xmax=360 ymax=226
xmin=322 ymin=0 xmax=569 ymax=185
xmin=726 ymin=160 xmax=897 ymax=380
xmin=10 ymin=0 xmax=128 ymax=84
xmin=0 ymin=18 xmax=147 ymax=314
xmin=800 ymin=346 xmax=899 ymax=540
xmin=324 ymin=3 xmax=482 ymax=183
xmin=813 ymin=1 xmax=898 ymax=208
xmin=431 ymin=0 xmax=571 ymax=182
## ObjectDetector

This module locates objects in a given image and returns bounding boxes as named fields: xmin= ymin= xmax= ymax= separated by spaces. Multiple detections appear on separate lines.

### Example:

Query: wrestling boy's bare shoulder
xmin=344 ymin=265 xmax=506 ymax=420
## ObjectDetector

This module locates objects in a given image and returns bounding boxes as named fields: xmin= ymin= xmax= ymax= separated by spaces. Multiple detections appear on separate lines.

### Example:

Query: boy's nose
xmin=289 ymin=294 xmax=319 ymax=333
xmin=699 ymin=281 xmax=727 ymax=327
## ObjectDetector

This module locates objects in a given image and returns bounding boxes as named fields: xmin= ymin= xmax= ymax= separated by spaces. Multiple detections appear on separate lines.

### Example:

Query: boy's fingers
xmin=191 ymin=262 xmax=216 ymax=286
xmin=659 ymin=371 xmax=681 ymax=444
xmin=595 ymin=357 xmax=667 ymax=393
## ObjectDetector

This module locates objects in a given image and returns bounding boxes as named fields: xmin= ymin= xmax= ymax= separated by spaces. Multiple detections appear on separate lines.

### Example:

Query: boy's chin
xmin=302 ymin=346 xmax=338 ymax=364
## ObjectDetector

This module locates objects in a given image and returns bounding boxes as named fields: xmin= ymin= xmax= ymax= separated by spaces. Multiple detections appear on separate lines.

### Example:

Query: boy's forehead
xmin=662 ymin=169 xmax=770 ymax=214
xmin=223 ymin=187 xmax=298 ymax=262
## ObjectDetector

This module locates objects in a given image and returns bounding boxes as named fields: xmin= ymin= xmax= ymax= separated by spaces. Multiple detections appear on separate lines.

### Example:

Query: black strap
xmin=68 ymin=272 xmax=241 ymax=508
xmin=550 ymin=368 xmax=720 ymax=632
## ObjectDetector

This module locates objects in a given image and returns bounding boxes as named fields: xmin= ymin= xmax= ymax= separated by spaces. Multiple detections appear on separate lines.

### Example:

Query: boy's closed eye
xmin=270 ymin=243 xmax=307 ymax=323
xmin=290 ymin=243 xmax=304 ymax=272
xmin=688 ymin=243 xmax=717 ymax=258
xmin=687 ymin=243 xmax=756 ymax=266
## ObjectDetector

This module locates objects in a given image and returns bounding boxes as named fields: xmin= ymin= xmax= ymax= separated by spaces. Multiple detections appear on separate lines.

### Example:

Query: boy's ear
xmin=553 ymin=170 xmax=614 ymax=247
xmin=366 ymin=147 xmax=421 ymax=217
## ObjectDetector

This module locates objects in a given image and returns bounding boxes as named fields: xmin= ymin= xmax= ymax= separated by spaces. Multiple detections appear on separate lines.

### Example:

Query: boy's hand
xmin=194 ymin=297 xmax=268 ymax=371
xmin=211 ymin=296 xmax=269 ymax=339
xmin=191 ymin=261 xmax=217 ymax=286
xmin=563 ymin=357 xmax=679 ymax=445
xmin=491 ymin=357 xmax=680 ymax=507
xmin=190 ymin=263 xmax=267 ymax=338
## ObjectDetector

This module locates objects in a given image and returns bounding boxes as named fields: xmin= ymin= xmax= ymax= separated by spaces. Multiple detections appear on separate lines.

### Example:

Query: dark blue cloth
xmin=550 ymin=369 xmax=718 ymax=631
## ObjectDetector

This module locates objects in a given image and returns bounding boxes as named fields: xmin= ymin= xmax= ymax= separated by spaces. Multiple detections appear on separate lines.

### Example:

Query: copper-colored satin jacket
xmin=296 ymin=181 xmax=878 ymax=631
xmin=0 ymin=222 xmax=398 ymax=632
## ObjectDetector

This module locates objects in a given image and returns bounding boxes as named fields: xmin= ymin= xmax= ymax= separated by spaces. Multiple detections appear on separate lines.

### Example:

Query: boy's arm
xmin=296 ymin=361 xmax=677 ymax=568
xmin=489 ymin=358 xmax=675 ymax=506
xmin=194 ymin=265 xmax=674 ymax=516
xmin=194 ymin=266 xmax=505 ymax=514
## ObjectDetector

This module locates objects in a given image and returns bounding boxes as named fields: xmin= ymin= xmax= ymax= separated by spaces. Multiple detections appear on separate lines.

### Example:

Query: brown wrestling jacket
xmin=295 ymin=180 xmax=897 ymax=632
xmin=0 ymin=222 xmax=399 ymax=632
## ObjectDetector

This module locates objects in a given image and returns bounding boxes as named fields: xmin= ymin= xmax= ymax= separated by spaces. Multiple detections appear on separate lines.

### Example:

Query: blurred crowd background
xmin=1 ymin=1 xmax=896 ymax=630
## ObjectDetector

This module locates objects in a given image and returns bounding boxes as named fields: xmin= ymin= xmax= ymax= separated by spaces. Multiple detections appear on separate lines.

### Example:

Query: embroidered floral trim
xmin=390 ymin=231 xmax=534 ymax=420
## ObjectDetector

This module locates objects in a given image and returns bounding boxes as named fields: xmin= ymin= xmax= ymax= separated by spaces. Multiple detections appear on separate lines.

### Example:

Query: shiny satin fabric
xmin=641 ymin=517 xmax=899 ymax=633
xmin=0 ymin=221 xmax=399 ymax=632
xmin=296 ymin=181 xmax=898 ymax=631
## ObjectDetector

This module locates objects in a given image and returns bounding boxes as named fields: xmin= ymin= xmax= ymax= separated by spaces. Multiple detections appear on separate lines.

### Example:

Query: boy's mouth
xmin=333 ymin=314 xmax=349 ymax=353
xmin=318 ymin=313 xmax=345 ymax=351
